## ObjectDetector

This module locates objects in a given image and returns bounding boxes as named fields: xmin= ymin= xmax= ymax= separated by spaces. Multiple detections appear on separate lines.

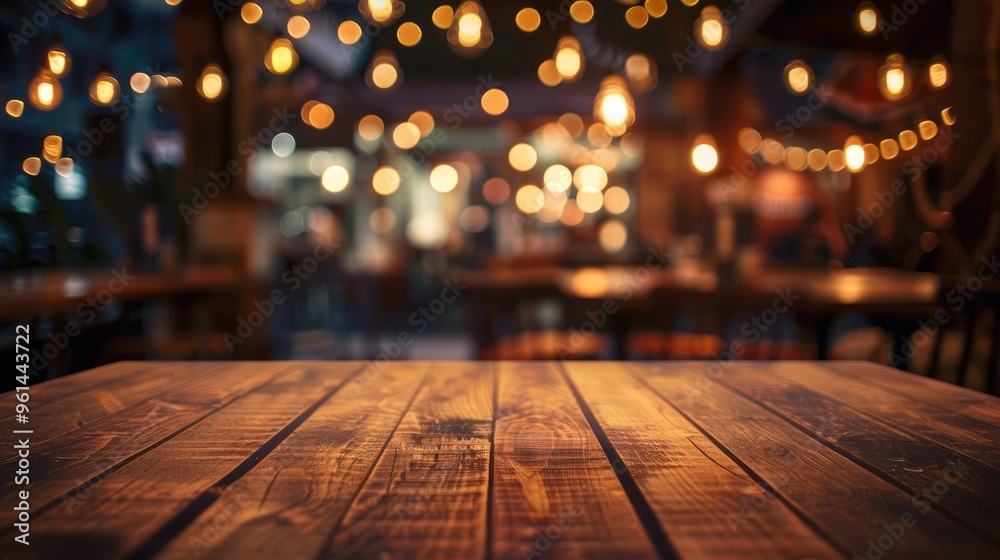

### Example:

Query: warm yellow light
xmin=784 ymin=147 xmax=807 ymax=171
xmin=624 ymin=53 xmax=657 ymax=94
xmin=880 ymin=139 xmax=900 ymax=160
xmin=408 ymin=110 xmax=435 ymax=137
xmin=515 ymin=185 xmax=545 ymax=214
xmin=570 ymin=1 xmax=594 ymax=23
xmin=599 ymin=220 xmax=628 ymax=253
xmin=918 ymin=120 xmax=938 ymax=140
xmin=594 ymin=75 xmax=635 ymax=136
xmin=576 ymin=187 xmax=604 ymax=213
xmin=761 ymin=139 xmax=784 ymax=165
xmin=43 ymin=135 xmax=62 ymax=164
xmin=287 ymin=15 xmax=310 ymax=38
xmin=516 ymin=8 xmax=540 ymax=32
xmin=544 ymin=165 xmax=572 ymax=193
xmin=307 ymin=102 xmax=334 ymax=129
xmin=165 ymin=0 xmax=182 ymax=5
xmin=430 ymin=164 xmax=459 ymax=193
xmin=372 ymin=166 xmax=401 ymax=195
xmin=23 ymin=157 xmax=41 ymax=176
xmin=807 ymin=149 xmax=827 ymax=172
xmin=392 ymin=122 xmax=421 ymax=149
xmin=368 ymin=51 xmax=402 ymax=91
xmin=130 ymin=72 xmax=150 ymax=94
xmin=844 ymin=136 xmax=866 ymax=172
xmin=587 ymin=123 xmax=612 ymax=148
xmin=508 ymin=143 xmax=537 ymax=171
xmin=29 ymin=71 xmax=63 ymax=110
xmin=886 ymin=69 xmax=904 ymax=95
xmin=458 ymin=13 xmax=483 ymax=46
xmin=265 ymin=39 xmax=298 ymax=75
xmin=560 ymin=200 xmax=585 ymax=226
xmin=878 ymin=55 xmax=911 ymax=100
xmin=55 ymin=157 xmax=74 ymax=177
xmin=538 ymin=60 xmax=562 ymax=87
xmin=625 ymin=6 xmax=649 ymax=29
xmin=696 ymin=7 xmax=728 ymax=50
xmin=338 ymin=21 xmax=363 ymax=44
xmin=941 ymin=107 xmax=956 ymax=126
xmin=47 ymin=48 xmax=70 ymax=76
xmin=784 ymin=60 xmax=813 ymax=94
xmin=481 ymin=88 xmax=508 ymax=115
xmin=603 ymin=186 xmax=630 ymax=214
xmin=691 ymin=136 xmax=719 ymax=174
xmin=483 ymin=177 xmax=511 ymax=205
xmin=241 ymin=2 xmax=262 ymax=24
xmin=927 ymin=58 xmax=950 ymax=89
xmin=365 ymin=0 xmax=396 ymax=24
xmin=5 ymin=100 xmax=24 ymax=118
xmin=855 ymin=4 xmax=880 ymax=36
xmin=397 ymin=22 xmax=422 ymax=46
xmin=322 ymin=165 xmax=350 ymax=192
xmin=573 ymin=164 xmax=608 ymax=190
xmin=898 ymin=130 xmax=918 ymax=151
xmin=448 ymin=1 xmax=492 ymax=53
xmin=432 ymin=5 xmax=454 ymax=29
xmin=358 ymin=114 xmax=385 ymax=141
xmin=738 ymin=128 xmax=762 ymax=153
xmin=827 ymin=149 xmax=846 ymax=172
xmin=645 ymin=0 xmax=667 ymax=18
xmin=89 ymin=72 xmax=120 ymax=106
xmin=554 ymin=36 xmax=584 ymax=81
xmin=196 ymin=65 xmax=228 ymax=101
xmin=863 ymin=143 xmax=879 ymax=165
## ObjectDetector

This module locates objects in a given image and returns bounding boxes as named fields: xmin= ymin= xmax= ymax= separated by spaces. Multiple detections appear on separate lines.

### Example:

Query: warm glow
xmin=646 ymin=0 xmax=667 ymax=18
xmin=827 ymin=150 xmax=846 ymax=172
xmin=918 ymin=120 xmax=938 ymax=140
xmin=449 ymin=1 xmax=492 ymax=53
xmin=625 ymin=6 xmax=649 ymax=29
xmin=322 ymin=165 xmax=350 ymax=192
xmin=29 ymin=72 xmax=62 ymax=110
xmin=594 ymin=75 xmax=635 ymax=136
xmin=738 ymin=128 xmax=762 ymax=153
xmin=885 ymin=69 xmax=904 ymax=95
xmin=844 ymin=136 xmax=866 ymax=172
xmin=481 ymin=88 xmax=508 ymax=115
xmin=483 ymin=177 xmax=511 ymax=205
xmin=47 ymin=48 xmax=70 ymax=76
xmin=899 ymin=130 xmax=918 ymax=151
xmin=55 ymin=157 xmax=73 ymax=177
xmin=863 ymin=143 xmax=879 ymax=165
xmin=397 ymin=22 xmax=422 ymax=46
xmin=554 ymin=36 xmax=584 ymax=81
xmin=784 ymin=61 xmax=813 ymax=94
xmin=392 ymin=122 xmax=421 ymax=149
xmin=570 ymin=1 xmax=594 ymax=23
xmin=516 ymin=8 xmax=540 ymax=32
xmin=941 ymin=107 xmax=956 ymax=126
xmin=928 ymin=58 xmax=950 ymax=89
xmin=265 ymin=39 xmax=298 ymax=75
xmin=408 ymin=110 xmax=435 ymax=137
xmin=560 ymin=200 xmax=585 ymax=226
xmin=604 ymin=186 xmax=630 ymax=214
xmin=358 ymin=115 xmax=384 ymax=141
xmin=130 ymin=72 xmax=150 ymax=93
xmin=599 ymin=220 xmax=628 ymax=252
xmin=430 ymin=164 xmax=460 ymax=193
xmin=855 ymin=4 xmax=880 ymax=36
xmin=538 ymin=60 xmax=562 ymax=87
xmin=696 ymin=7 xmax=728 ymax=50
xmin=368 ymin=51 xmax=401 ymax=90
xmin=691 ymin=136 xmax=719 ymax=174
xmin=366 ymin=0 xmax=395 ymax=23
xmin=515 ymin=185 xmax=545 ymax=214
xmin=544 ymin=165 xmax=572 ymax=193
xmin=5 ymin=100 xmax=24 ymax=118
xmin=370 ymin=208 xmax=396 ymax=234
xmin=241 ymin=2 xmax=262 ymax=24
xmin=878 ymin=55 xmax=910 ymax=100
xmin=880 ymin=139 xmax=899 ymax=160
xmin=338 ymin=21 xmax=363 ymax=44
xmin=784 ymin=147 xmax=807 ymax=171
xmin=307 ymin=103 xmax=334 ymax=129
xmin=372 ymin=166 xmax=401 ymax=195
xmin=43 ymin=135 xmax=62 ymax=163
xmin=23 ymin=157 xmax=41 ymax=176
xmin=508 ymin=143 xmax=537 ymax=172
xmin=89 ymin=72 xmax=120 ymax=106
xmin=287 ymin=15 xmax=310 ymax=38
xmin=624 ymin=53 xmax=657 ymax=94
xmin=573 ymin=165 xmax=608 ymax=190
xmin=372 ymin=64 xmax=398 ymax=88
xmin=196 ymin=65 xmax=228 ymax=101
xmin=576 ymin=187 xmax=604 ymax=214
xmin=432 ymin=5 xmax=454 ymax=29
xmin=807 ymin=149 xmax=827 ymax=172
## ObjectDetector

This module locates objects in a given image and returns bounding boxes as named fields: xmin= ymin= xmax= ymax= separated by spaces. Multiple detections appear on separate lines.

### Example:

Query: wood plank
xmin=715 ymin=362 xmax=1000 ymax=541
xmin=632 ymin=362 xmax=1000 ymax=559
xmin=826 ymin=361 xmax=1000 ymax=423
xmin=563 ymin=362 xmax=844 ymax=560
xmin=147 ymin=362 xmax=428 ymax=559
xmin=492 ymin=361 xmax=658 ymax=559
xmin=768 ymin=362 xmax=1000 ymax=469
xmin=24 ymin=362 xmax=360 ymax=560
xmin=326 ymin=362 xmax=493 ymax=559
xmin=0 ymin=362 xmax=296 ymax=511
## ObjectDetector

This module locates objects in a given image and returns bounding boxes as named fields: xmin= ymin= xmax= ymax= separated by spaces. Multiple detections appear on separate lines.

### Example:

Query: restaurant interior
xmin=0 ymin=0 xmax=997 ymax=392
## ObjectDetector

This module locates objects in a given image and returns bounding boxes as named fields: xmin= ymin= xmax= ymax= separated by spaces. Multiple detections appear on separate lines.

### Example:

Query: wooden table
xmin=2 ymin=361 xmax=999 ymax=559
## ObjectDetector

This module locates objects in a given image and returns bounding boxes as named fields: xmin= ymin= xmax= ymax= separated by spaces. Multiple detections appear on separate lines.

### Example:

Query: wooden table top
xmin=2 ymin=361 xmax=999 ymax=559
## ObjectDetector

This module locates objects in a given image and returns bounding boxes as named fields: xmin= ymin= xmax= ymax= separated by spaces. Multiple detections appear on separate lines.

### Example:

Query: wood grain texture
xmin=492 ymin=361 xmax=658 ymax=559
xmin=24 ymin=364 xmax=357 ymax=560
xmin=563 ymin=362 xmax=844 ymax=560
xmin=716 ymin=362 xmax=1000 ymax=542
xmin=150 ymin=362 xmax=428 ymax=559
xmin=327 ymin=362 xmax=494 ymax=559
xmin=634 ymin=363 xmax=1000 ymax=559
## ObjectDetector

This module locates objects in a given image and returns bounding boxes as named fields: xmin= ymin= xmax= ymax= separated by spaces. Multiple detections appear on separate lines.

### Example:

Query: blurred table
xmin=2 ymin=360 xmax=998 ymax=559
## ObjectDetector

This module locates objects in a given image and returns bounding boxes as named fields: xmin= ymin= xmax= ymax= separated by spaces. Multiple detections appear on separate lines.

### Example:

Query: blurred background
xmin=0 ymin=0 xmax=997 ymax=392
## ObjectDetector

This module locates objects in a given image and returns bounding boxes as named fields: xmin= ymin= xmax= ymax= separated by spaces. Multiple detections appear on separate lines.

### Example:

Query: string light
xmin=691 ymin=135 xmax=719 ymax=174
xmin=927 ymin=56 xmax=951 ymax=89
xmin=695 ymin=6 xmax=729 ymax=51
xmin=594 ymin=75 xmax=635 ymax=137
xmin=554 ymin=36 xmax=585 ymax=82
xmin=46 ymin=46 xmax=70 ymax=76
xmin=448 ymin=0 xmax=493 ymax=56
xmin=265 ymin=38 xmax=299 ymax=75
xmin=28 ymin=71 xmax=63 ymax=110
xmin=844 ymin=136 xmax=866 ymax=172
xmin=360 ymin=0 xmax=402 ymax=26
xmin=89 ymin=72 xmax=120 ymax=106
xmin=783 ymin=60 xmax=814 ymax=94
xmin=878 ymin=54 xmax=911 ymax=101
xmin=854 ymin=3 xmax=880 ymax=37
xmin=5 ymin=100 xmax=24 ymax=118
xmin=367 ymin=50 xmax=402 ymax=91
xmin=241 ymin=2 xmax=262 ymax=24
xmin=516 ymin=8 xmax=540 ymax=32
xmin=196 ymin=65 xmax=228 ymax=101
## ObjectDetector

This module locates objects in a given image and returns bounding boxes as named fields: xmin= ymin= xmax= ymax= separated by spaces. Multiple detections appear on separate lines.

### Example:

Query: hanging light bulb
xmin=58 ymin=0 xmax=107 ymax=19
xmin=553 ymin=35 xmax=585 ymax=82
xmin=196 ymin=64 xmax=228 ymax=101
xmin=783 ymin=60 xmax=814 ymax=94
xmin=366 ymin=50 xmax=402 ymax=92
xmin=878 ymin=54 xmax=911 ymax=101
xmin=624 ymin=53 xmax=657 ymax=94
xmin=691 ymin=135 xmax=719 ymax=174
xmin=594 ymin=75 xmax=635 ymax=137
xmin=46 ymin=45 xmax=71 ymax=76
xmin=28 ymin=71 xmax=63 ymax=111
xmin=844 ymin=135 xmax=866 ymax=172
xmin=265 ymin=38 xmax=299 ymax=75
xmin=89 ymin=72 xmax=120 ymax=106
xmin=695 ymin=6 xmax=729 ymax=51
xmin=926 ymin=56 xmax=951 ymax=90
xmin=43 ymin=135 xmax=63 ymax=164
xmin=359 ymin=0 xmax=403 ymax=27
xmin=447 ymin=1 xmax=493 ymax=57
xmin=854 ymin=3 xmax=881 ymax=37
